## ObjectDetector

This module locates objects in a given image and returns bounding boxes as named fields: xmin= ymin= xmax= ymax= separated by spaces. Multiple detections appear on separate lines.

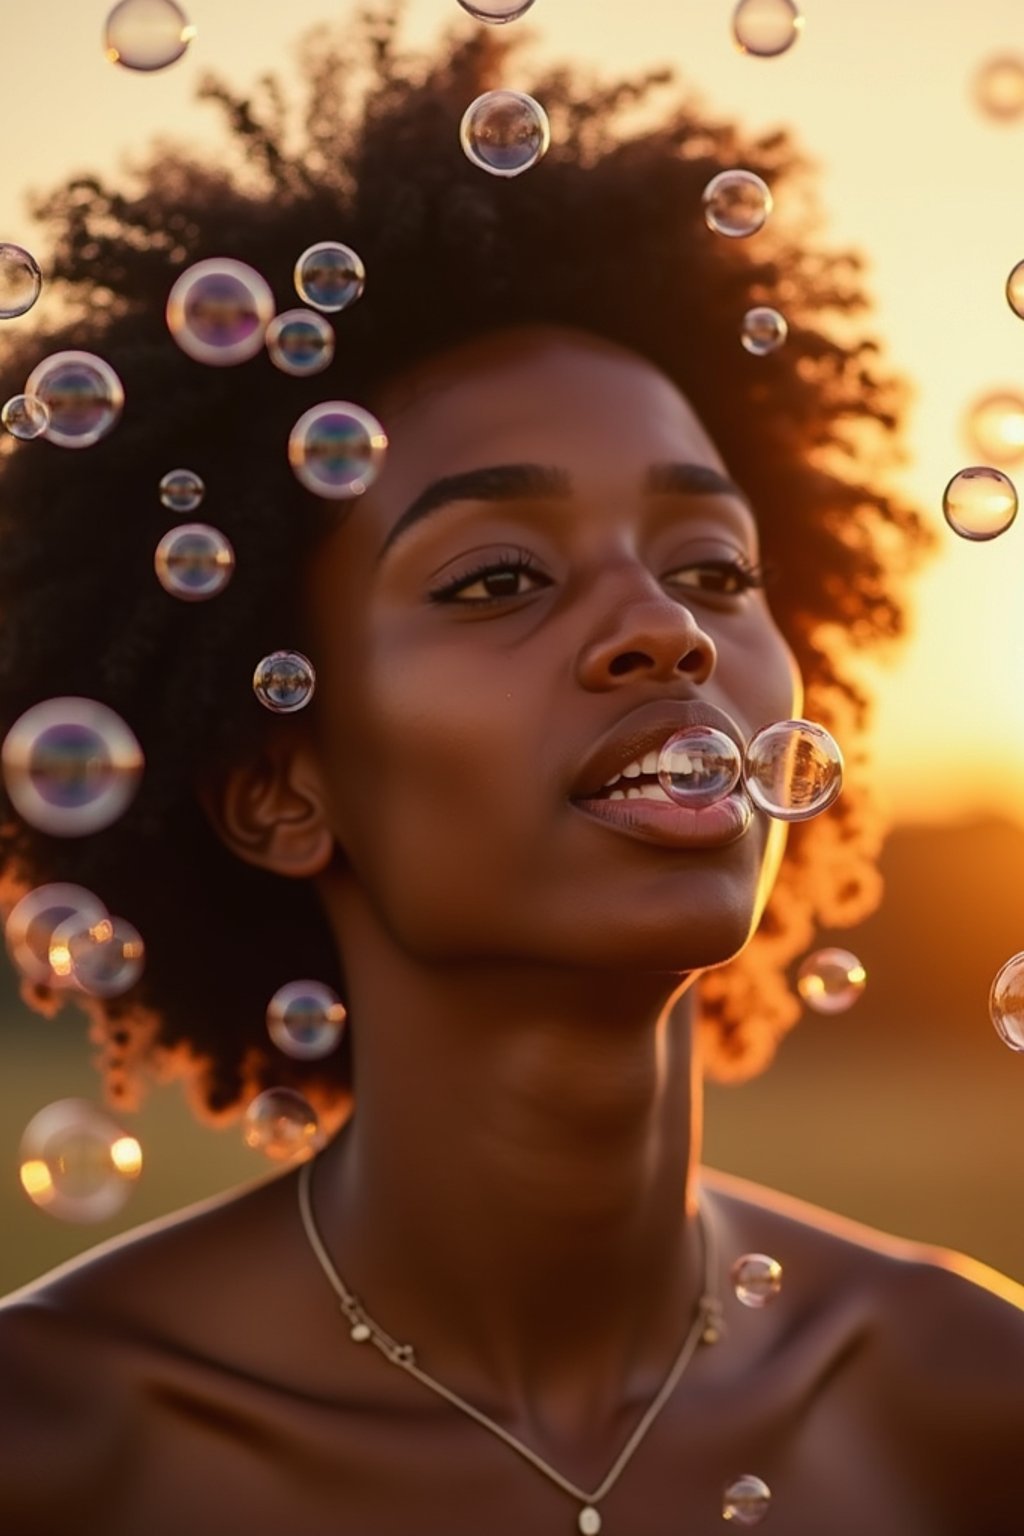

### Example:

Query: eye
xmin=429 ymin=550 xmax=551 ymax=604
xmin=667 ymin=558 xmax=768 ymax=596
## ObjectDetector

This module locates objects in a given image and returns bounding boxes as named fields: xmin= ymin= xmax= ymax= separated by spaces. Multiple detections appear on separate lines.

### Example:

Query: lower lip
xmin=570 ymin=789 xmax=754 ymax=849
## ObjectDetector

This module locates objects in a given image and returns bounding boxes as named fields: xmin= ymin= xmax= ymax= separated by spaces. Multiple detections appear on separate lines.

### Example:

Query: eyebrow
xmin=376 ymin=461 xmax=750 ymax=562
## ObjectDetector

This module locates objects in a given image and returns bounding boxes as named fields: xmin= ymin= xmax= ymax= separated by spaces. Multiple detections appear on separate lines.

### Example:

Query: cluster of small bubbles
xmin=722 ymin=1474 xmax=772 ymax=1526
xmin=2 ymin=394 xmax=49 ymax=440
xmin=104 ymin=0 xmax=195 ymax=71
xmin=5 ymin=882 xmax=109 ymax=988
xmin=267 ymin=980 xmax=347 ymax=1060
xmin=456 ymin=0 xmax=536 ymax=19
xmin=657 ymin=726 xmax=742 ymax=809
xmin=973 ymin=55 xmax=1024 ymax=122
xmin=0 ymin=243 xmax=42 ymax=318
xmin=796 ymin=946 xmax=866 ymax=1014
xmin=460 ymin=90 xmax=551 ymax=177
xmin=942 ymin=466 xmax=1018 ymax=541
xmin=159 ymin=466 xmax=205 ymax=513
xmin=288 ymin=401 xmax=388 ymax=499
xmin=18 ymin=1098 xmax=142 ymax=1222
xmin=702 ymin=170 xmax=773 ymax=238
xmin=963 ymin=391 xmax=1024 ymax=467
xmin=242 ymin=1087 xmax=324 ymax=1161
xmin=266 ymin=309 xmax=335 ymax=376
xmin=294 ymin=243 xmax=366 ymax=315
xmin=1007 ymin=260 xmax=1024 ymax=320
xmin=1 ymin=696 xmax=144 ymax=836
xmin=155 ymin=523 xmax=235 ymax=601
xmin=989 ymin=953 xmax=1024 ymax=1050
xmin=732 ymin=0 xmax=803 ymax=57
xmin=253 ymin=651 xmax=316 ymax=714
xmin=740 ymin=306 xmax=788 ymax=356
xmin=743 ymin=719 xmax=843 ymax=821
xmin=24 ymin=351 xmax=124 ymax=448
xmin=49 ymin=914 xmax=145 ymax=999
xmin=166 ymin=258 xmax=274 ymax=366
xmin=730 ymin=1253 xmax=783 ymax=1308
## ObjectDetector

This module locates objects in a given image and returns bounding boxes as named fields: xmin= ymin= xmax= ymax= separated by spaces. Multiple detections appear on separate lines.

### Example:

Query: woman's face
xmin=302 ymin=324 xmax=800 ymax=975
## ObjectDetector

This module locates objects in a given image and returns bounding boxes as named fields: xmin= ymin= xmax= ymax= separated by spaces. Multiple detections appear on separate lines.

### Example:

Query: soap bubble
xmin=942 ymin=466 xmax=1018 ymax=541
xmin=266 ymin=309 xmax=335 ymax=376
xmin=267 ymin=980 xmax=347 ymax=1060
xmin=460 ymin=90 xmax=551 ymax=177
xmin=159 ymin=467 xmax=205 ymax=513
xmin=722 ymin=1474 xmax=772 ymax=1526
xmin=5 ymin=883 xmax=109 ymax=987
xmin=155 ymin=523 xmax=235 ymax=601
xmin=253 ymin=651 xmax=316 ymax=713
xmin=23 ymin=351 xmax=124 ymax=448
xmin=989 ymin=953 xmax=1024 ymax=1050
xmin=19 ymin=1098 xmax=142 ymax=1222
xmin=657 ymin=726 xmax=742 ymax=809
xmin=294 ymin=243 xmax=366 ymax=315
xmin=0 ymin=244 xmax=42 ymax=318
xmin=456 ymin=0 xmax=536 ymax=18
xmin=974 ymin=55 xmax=1024 ymax=122
xmin=2 ymin=696 xmax=144 ymax=836
xmin=49 ymin=913 xmax=145 ymax=998
xmin=730 ymin=1253 xmax=783 ymax=1307
xmin=242 ymin=1087 xmax=324 ymax=1161
xmin=741 ymin=306 xmax=788 ymax=355
xmin=2 ymin=394 xmax=49 ymax=440
xmin=963 ymin=391 xmax=1024 ymax=467
xmin=104 ymin=0 xmax=195 ymax=71
xmin=732 ymin=0 xmax=803 ymax=57
xmin=702 ymin=170 xmax=772 ymax=238
xmin=796 ymin=946 xmax=866 ymax=1014
xmin=288 ymin=401 xmax=388 ymax=499
xmin=166 ymin=258 xmax=274 ymax=366
xmin=743 ymin=719 xmax=843 ymax=821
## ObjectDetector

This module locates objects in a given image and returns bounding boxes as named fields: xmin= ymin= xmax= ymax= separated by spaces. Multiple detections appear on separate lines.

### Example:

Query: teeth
xmin=641 ymin=749 xmax=660 ymax=774
xmin=603 ymin=747 xmax=663 ymax=790
xmin=608 ymin=789 xmax=626 ymax=800
xmin=622 ymin=761 xmax=642 ymax=779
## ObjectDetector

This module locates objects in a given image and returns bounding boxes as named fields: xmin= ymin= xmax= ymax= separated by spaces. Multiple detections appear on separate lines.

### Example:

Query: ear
xmin=198 ymin=735 xmax=336 ymax=879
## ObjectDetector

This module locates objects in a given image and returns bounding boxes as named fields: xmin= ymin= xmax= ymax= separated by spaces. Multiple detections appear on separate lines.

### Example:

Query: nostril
xmin=677 ymin=649 xmax=706 ymax=675
xmin=608 ymin=651 xmax=650 ymax=676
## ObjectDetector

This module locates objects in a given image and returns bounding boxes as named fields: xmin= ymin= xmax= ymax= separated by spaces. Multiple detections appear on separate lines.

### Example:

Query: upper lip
xmin=570 ymin=699 xmax=747 ymax=800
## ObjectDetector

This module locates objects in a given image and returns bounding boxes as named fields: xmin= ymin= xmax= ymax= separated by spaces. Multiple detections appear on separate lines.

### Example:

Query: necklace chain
xmin=297 ymin=1153 xmax=721 ymax=1532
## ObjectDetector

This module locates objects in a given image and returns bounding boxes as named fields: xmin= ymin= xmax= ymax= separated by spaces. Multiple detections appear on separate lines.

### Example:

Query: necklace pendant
xmin=578 ymin=1507 xmax=602 ymax=1534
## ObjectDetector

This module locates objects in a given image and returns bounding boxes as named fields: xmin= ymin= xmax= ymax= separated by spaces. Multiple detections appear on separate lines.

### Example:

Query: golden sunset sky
xmin=1 ymin=0 xmax=1023 ymax=826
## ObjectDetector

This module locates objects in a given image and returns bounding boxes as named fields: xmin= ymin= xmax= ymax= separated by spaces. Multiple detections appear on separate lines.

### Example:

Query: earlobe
xmin=198 ymin=740 xmax=336 ymax=879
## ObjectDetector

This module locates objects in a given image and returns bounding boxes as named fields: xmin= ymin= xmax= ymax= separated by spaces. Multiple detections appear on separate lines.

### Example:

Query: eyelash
xmin=428 ymin=550 xmax=772 ymax=604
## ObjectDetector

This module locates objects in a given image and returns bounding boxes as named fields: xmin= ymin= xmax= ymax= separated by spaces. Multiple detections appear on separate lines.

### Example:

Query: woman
xmin=0 ymin=10 xmax=1020 ymax=1534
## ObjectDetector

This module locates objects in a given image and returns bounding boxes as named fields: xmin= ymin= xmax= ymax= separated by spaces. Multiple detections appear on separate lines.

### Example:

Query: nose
xmin=575 ymin=572 xmax=717 ymax=690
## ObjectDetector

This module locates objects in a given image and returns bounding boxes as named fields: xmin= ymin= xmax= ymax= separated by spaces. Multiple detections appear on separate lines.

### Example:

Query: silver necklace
xmin=297 ymin=1154 xmax=723 ymax=1535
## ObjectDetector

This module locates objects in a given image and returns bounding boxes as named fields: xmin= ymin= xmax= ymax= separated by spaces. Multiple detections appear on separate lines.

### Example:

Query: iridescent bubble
xmin=49 ymin=913 xmax=145 ymax=999
xmin=253 ymin=651 xmax=316 ymax=714
xmin=460 ymin=90 xmax=551 ymax=178
xmin=267 ymin=980 xmax=347 ymax=1060
xmin=104 ymin=0 xmax=195 ymax=71
xmin=989 ymin=952 xmax=1024 ymax=1050
xmin=456 ymin=0 xmax=536 ymax=18
xmin=18 ymin=1098 xmax=142 ymax=1222
xmin=1 ymin=696 xmax=144 ymax=836
xmin=741 ymin=306 xmax=788 ymax=355
xmin=154 ymin=523 xmax=235 ymax=601
xmin=942 ymin=466 xmax=1018 ymax=541
xmin=0 ymin=244 xmax=42 ymax=319
xmin=730 ymin=1253 xmax=783 ymax=1308
xmin=288 ymin=401 xmax=387 ymax=499
xmin=702 ymin=170 xmax=773 ymax=238
xmin=23 ymin=351 xmax=124 ymax=449
xmin=796 ymin=946 xmax=866 ymax=1014
xmin=974 ymin=55 xmax=1024 ymax=122
xmin=657 ymin=726 xmax=742 ymax=809
xmin=964 ymin=391 xmax=1024 ymax=467
xmin=743 ymin=719 xmax=843 ymax=821
xmin=2 ymin=394 xmax=49 ymax=440
xmin=242 ymin=1087 xmax=324 ymax=1161
xmin=722 ymin=1474 xmax=772 ymax=1526
xmin=5 ymin=882 xmax=109 ymax=987
xmin=159 ymin=467 xmax=205 ymax=513
xmin=732 ymin=0 xmax=803 ymax=57
xmin=294 ymin=243 xmax=366 ymax=315
xmin=265 ymin=309 xmax=335 ymax=376
xmin=166 ymin=258 xmax=274 ymax=367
